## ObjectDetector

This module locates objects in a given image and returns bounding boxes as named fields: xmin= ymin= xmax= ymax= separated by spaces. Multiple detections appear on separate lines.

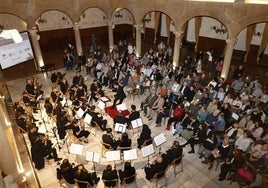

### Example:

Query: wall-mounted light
xmin=211 ymin=24 xmax=227 ymax=34
xmin=142 ymin=13 xmax=152 ymax=23
xmin=36 ymin=16 xmax=47 ymax=24
xmin=254 ymin=31 xmax=262 ymax=37
xmin=115 ymin=11 xmax=123 ymax=18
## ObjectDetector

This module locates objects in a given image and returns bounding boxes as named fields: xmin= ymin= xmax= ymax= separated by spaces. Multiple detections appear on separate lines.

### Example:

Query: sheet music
xmin=105 ymin=150 xmax=121 ymax=162
xmin=100 ymin=96 xmax=110 ymax=102
xmin=114 ymin=123 xmax=126 ymax=133
xmin=97 ymin=101 xmax=105 ymax=110
xmin=123 ymin=149 xmax=137 ymax=161
xmin=141 ymin=144 xmax=155 ymax=157
xmin=60 ymin=97 xmax=66 ymax=107
xmin=77 ymin=108 xmax=84 ymax=119
xmin=232 ymin=112 xmax=239 ymax=120
xmin=131 ymin=118 xmax=143 ymax=129
xmin=86 ymin=151 xmax=101 ymax=163
xmin=70 ymin=143 xmax=84 ymax=155
xmin=84 ymin=113 xmax=92 ymax=124
xmin=154 ymin=133 xmax=167 ymax=147
xmin=116 ymin=103 xmax=127 ymax=111
xmin=36 ymin=94 xmax=42 ymax=101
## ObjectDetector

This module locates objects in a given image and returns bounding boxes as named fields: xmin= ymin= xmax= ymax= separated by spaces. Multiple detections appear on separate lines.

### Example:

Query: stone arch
xmin=0 ymin=7 xmax=31 ymax=27
xmin=112 ymin=7 xmax=136 ymax=24
xmin=0 ymin=13 xmax=27 ymax=31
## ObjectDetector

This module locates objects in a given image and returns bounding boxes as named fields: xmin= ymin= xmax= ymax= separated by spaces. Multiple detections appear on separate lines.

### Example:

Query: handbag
xmin=236 ymin=167 xmax=254 ymax=182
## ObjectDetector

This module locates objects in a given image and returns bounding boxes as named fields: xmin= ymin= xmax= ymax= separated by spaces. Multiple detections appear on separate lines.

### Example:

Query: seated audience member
xmin=144 ymin=154 xmax=168 ymax=181
xmin=102 ymin=164 xmax=118 ymax=187
xmin=59 ymin=159 xmax=75 ymax=185
xmin=118 ymin=162 xmax=136 ymax=184
xmin=218 ymin=148 xmax=244 ymax=181
xmin=74 ymin=164 xmax=99 ymax=187
xmin=199 ymin=93 xmax=211 ymax=106
xmin=166 ymin=103 xmax=185 ymax=131
xmin=247 ymin=142 xmax=268 ymax=168
xmin=182 ymin=123 xmax=207 ymax=154
xmin=140 ymin=90 xmax=158 ymax=115
xmin=147 ymin=93 xmax=165 ymax=121
xmin=251 ymin=120 xmax=264 ymax=140
xmin=137 ymin=124 xmax=152 ymax=149
xmin=72 ymin=119 xmax=90 ymax=143
xmin=202 ymin=136 xmax=231 ymax=170
xmin=102 ymin=128 xmax=119 ymax=150
xmin=207 ymin=98 xmax=219 ymax=114
xmin=119 ymin=132 xmax=132 ymax=151
xmin=213 ymin=113 xmax=226 ymax=134
xmin=166 ymin=141 xmax=183 ymax=165
xmin=155 ymin=98 xmax=172 ymax=127
xmin=28 ymin=124 xmax=62 ymax=170
xmin=198 ymin=132 xmax=218 ymax=159
xmin=235 ymin=130 xmax=253 ymax=152
xmin=225 ymin=122 xmax=243 ymax=143
xmin=88 ymin=105 xmax=107 ymax=131
xmin=196 ymin=104 xmax=208 ymax=123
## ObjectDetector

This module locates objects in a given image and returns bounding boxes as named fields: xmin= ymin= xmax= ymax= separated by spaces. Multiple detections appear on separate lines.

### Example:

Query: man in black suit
xmin=144 ymin=154 xmax=168 ymax=181
xmin=88 ymin=105 xmax=107 ymax=131
xmin=166 ymin=141 xmax=183 ymax=165
xmin=112 ymin=82 xmax=126 ymax=108
xmin=128 ymin=105 xmax=140 ymax=122
xmin=102 ymin=164 xmax=118 ymax=187
xmin=102 ymin=128 xmax=119 ymax=150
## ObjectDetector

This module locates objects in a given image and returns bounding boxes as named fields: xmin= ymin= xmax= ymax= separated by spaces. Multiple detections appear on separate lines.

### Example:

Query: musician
xmin=50 ymin=89 xmax=63 ymax=103
xmin=87 ymin=105 xmax=107 ymax=131
xmin=28 ymin=124 xmax=62 ymax=170
xmin=72 ymin=71 xmax=83 ymax=86
xmin=114 ymin=110 xmax=127 ymax=126
xmin=72 ymin=119 xmax=90 ymax=143
xmin=44 ymin=98 xmax=53 ymax=117
xmin=128 ymin=105 xmax=140 ymax=123
xmin=102 ymin=128 xmax=119 ymax=150
xmin=26 ymin=78 xmax=44 ymax=99
xmin=22 ymin=91 xmax=38 ymax=113
xmin=58 ymin=78 xmax=69 ymax=97
xmin=137 ymin=124 xmax=152 ymax=149
xmin=59 ymin=159 xmax=75 ymax=184
xmin=74 ymin=164 xmax=100 ymax=187
xmin=166 ymin=141 xmax=183 ymax=165
xmin=119 ymin=133 xmax=132 ymax=150
xmin=57 ymin=110 xmax=73 ymax=140
xmin=144 ymin=154 xmax=168 ymax=181
xmin=90 ymin=79 xmax=101 ymax=102
xmin=102 ymin=164 xmax=118 ymax=187
xmin=111 ymin=82 xmax=126 ymax=109
xmin=76 ymin=84 xmax=88 ymax=101
xmin=118 ymin=162 xmax=136 ymax=184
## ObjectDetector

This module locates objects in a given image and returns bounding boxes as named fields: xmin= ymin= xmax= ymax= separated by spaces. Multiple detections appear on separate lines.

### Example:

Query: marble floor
xmin=7 ymin=68 xmax=249 ymax=188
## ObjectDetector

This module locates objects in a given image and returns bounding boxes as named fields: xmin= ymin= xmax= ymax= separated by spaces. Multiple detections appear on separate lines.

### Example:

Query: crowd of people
xmin=13 ymin=38 xmax=268 ymax=187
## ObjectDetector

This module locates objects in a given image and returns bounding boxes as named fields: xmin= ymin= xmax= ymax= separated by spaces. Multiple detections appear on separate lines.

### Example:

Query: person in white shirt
xmin=235 ymin=130 xmax=252 ymax=152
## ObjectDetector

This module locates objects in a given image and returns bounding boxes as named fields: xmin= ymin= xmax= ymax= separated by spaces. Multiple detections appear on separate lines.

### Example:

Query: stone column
xmin=29 ymin=28 xmax=44 ymax=69
xmin=135 ymin=25 xmax=142 ymax=57
xmin=108 ymin=21 xmax=114 ymax=51
xmin=172 ymin=31 xmax=183 ymax=68
xmin=73 ymin=22 xmax=83 ymax=55
xmin=221 ymin=38 xmax=237 ymax=79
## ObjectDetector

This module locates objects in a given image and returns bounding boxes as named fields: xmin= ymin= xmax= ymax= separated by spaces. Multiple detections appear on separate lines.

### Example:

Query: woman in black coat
xmin=60 ymin=159 xmax=75 ymax=184
xmin=118 ymin=162 xmax=136 ymax=184
xmin=102 ymin=164 xmax=118 ymax=187
xmin=137 ymin=124 xmax=152 ymax=149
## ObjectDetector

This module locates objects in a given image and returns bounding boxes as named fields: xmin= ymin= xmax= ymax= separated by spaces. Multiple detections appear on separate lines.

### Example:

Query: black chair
xmin=103 ymin=178 xmax=118 ymax=188
xmin=150 ymin=170 xmax=167 ymax=188
xmin=121 ymin=173 xmax=137 ymax=188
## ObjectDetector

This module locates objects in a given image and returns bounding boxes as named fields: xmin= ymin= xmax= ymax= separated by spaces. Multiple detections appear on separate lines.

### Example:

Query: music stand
xmin=123 ymin=149 xmax=137 ymax=162
xmin=154 ymin=133 xmax=166 ymax=154
xmin=131 ymin=118 xmax=143 ymax=133
xmin=114 ymin=123 xmax=127 ymax=133
xmin=86 ymin=151 xmax=101 ymax=172
xmin=105 ymin=150 xmax=121 ymax=167
xmin=70 ymin=143 xmax=84 ymax=155
xmin=84 ymin=113 xmax=92 ymax=125
xmin=141 ymin=144 xmax=155 ymax=167
xmin=116 ymin=103 xmax=127 ymax=111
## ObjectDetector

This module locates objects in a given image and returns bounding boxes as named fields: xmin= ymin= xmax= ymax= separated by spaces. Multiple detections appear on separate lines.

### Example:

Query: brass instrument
xmin=32 ymin=77 xmax=42 ymax=93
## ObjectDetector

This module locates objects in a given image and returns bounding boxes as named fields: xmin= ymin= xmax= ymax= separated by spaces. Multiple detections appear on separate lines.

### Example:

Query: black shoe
xmin=95 ymin=177 xmax=100 ymax=184
xmin=218 ymin=178 xmax=225 ymax=181
xmin=188 ymin=150 xmax=195 ymax=154
xmin=54 ymin=158 xmax=62 ymax=162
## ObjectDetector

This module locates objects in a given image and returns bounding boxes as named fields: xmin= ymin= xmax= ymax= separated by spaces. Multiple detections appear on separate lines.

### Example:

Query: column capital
xmin=73 ymin=22 xmax=80 ymax=30
xmin=107 ymin=20 xmax=114 ymax=26
xmin=173 ymin=31 xmax=184 ymax=37
xmin=28 ymin=27 xmax=38 ymax=34
xmin=226 ymin=38 xmax=237 ymax=45
xmin=134 ymin=24 xmax=143 ymax=29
